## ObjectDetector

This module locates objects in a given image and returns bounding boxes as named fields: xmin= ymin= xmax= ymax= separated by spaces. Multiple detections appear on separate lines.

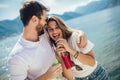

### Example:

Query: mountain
xmin=75 ymin=0 xmax=120 ymax=15
xmin=0 ymin=17 xmax=23 ymax=39
xmin=49 ymin=12 xmax=82 ymax=21
xmin=50 ymin=0 xmax=120 ymax=21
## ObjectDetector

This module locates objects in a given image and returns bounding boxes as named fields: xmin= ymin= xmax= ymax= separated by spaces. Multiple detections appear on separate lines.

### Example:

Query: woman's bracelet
xmin=74 ymin=51 xmax=79 ymax=59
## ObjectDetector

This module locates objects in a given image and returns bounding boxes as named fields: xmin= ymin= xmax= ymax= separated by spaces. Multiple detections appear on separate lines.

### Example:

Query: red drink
xmin=61 ymin=52 xmax=72 ymax=69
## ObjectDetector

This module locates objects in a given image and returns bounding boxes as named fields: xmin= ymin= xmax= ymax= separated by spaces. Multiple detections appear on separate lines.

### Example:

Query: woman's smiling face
xmin=47 ymin=21 xmax=63 ymax=41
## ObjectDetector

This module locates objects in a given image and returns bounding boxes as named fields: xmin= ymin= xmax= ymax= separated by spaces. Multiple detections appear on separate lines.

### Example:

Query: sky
xmin=0 ymin=0 xmax=93 ymax=21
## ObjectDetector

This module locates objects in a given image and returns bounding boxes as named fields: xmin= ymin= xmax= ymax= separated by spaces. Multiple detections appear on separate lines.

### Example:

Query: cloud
xmin=0 ymin=4 xmax=9 ymax=8
xmin=41 ymin=0 xmax=56 ymax=6
xmin=46 ymin=0 xmax=92 ymax=14
xmin=0 ymin=0 xmax=92 ymax=20
xmin=72 ymin=0 xmax=95 ymax=9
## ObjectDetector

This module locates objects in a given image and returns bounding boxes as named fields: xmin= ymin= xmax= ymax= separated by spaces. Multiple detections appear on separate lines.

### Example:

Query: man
xmin=8 ymin=1 xmax=62 ymax=80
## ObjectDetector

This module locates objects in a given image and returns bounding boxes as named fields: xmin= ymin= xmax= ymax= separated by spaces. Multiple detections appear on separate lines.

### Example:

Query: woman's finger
xmin=57 ymin=44 xmax=64 ymax=49
xmin=77 ymin=33 xmax=87 ymax=48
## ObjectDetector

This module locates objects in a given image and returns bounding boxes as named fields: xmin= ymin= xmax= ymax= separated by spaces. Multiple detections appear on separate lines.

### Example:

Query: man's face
xmin=36 ymin=10 xmax=47 ymax=35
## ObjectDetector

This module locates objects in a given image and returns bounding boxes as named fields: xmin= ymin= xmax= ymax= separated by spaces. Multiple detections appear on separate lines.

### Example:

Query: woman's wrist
xmin=69 ymin=49 xmax=80 ymax=59
xmin=74 ymin=51 xmax=79 ymax=59
xmin=69 ymin=49 xmax=77 ymax=56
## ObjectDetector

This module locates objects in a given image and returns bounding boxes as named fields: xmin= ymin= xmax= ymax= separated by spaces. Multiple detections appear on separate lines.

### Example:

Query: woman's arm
xmin=75 ymin=32 xmax=95 ymax=66
xmin=69 ymin=49 xmax=95 ymax=66
xmin=56 ymin=34 xmax=95 ymax=67
xmin=56 ymin=43 xmax=74 ymax=80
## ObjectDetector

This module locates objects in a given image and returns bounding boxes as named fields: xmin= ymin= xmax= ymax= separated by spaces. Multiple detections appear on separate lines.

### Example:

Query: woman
xmin=46 ymin=16 xmax=110 ymax=80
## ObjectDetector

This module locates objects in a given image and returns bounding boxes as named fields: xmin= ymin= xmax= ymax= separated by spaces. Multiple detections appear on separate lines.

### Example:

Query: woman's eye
xmin=48 ymin=28 xmax=53 ymax=32
xmin=56 ymin=26 xmax=60 ymax=29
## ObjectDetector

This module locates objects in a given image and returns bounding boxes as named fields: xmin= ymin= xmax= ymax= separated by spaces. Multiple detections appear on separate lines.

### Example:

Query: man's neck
xmin=22 ymin=27 xmax=39 ymax=42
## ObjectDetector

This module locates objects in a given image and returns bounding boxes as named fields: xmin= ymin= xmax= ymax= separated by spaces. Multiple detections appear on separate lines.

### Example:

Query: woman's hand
xmin=56 ymin=38 xmax=72 ymax=55
xmin=77 ymin=32 xmax=87 ymax=48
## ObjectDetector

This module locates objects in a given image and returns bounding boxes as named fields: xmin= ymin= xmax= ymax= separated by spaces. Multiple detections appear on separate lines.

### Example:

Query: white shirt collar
xmin=19 ymin=36 xmax=40 ymax=48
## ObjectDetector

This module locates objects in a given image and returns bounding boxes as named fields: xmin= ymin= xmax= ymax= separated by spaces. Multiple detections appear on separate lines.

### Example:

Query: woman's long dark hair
xmin=46 ymin=16 xmax=73 ymax=46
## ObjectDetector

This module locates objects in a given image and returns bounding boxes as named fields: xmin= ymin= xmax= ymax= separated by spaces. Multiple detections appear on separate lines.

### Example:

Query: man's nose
xmin=45 ymin=21 xmax=47 ymax=25
xmin=43 ymin=21 xmax=47 ymax=27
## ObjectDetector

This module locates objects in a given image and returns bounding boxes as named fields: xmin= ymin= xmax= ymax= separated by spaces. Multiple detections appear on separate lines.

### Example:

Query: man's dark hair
xmin=20 ymin=1 xmax=49 ymax=26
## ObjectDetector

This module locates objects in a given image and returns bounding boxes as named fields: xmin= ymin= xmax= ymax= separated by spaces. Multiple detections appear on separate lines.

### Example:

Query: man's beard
xmin=38 ymin=28 xmax=44 ymax=36
xmin=36 ymin=22 xmax=45 ymax=36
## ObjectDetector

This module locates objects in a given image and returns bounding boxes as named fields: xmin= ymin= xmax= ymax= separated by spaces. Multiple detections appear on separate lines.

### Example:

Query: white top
xmin=68 ymin=30 xmax=97 ymax=78
xmin=8 ymin=33 xmax=56 ymax=80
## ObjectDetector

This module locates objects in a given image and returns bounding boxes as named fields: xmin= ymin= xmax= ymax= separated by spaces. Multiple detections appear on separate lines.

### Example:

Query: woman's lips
xmin=53 ymin=34 xmax=59 ymax=40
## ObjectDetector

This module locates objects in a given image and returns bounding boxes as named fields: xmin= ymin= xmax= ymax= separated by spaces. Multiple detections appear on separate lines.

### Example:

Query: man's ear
xmin=29 ymin=16 xmax=39 ymax=26
xmin=31 ymin=15 xmax=39 ymax=23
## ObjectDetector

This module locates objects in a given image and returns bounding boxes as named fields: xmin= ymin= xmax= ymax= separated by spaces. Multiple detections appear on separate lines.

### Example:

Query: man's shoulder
xmin=8 ymin=41 xmax=25 ymax=58
xmin=8 ymin=42 xmax=34 ymax=64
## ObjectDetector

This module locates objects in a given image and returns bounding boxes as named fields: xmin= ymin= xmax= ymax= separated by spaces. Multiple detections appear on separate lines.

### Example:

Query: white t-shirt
xmin=68 ymin=30 xmax=97 ymax=78
xmin=8 ymin=33 xmax=56 ymax=80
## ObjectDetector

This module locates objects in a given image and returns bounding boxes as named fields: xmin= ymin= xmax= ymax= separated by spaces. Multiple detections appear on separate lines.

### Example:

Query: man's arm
xmin=8 ymin=56 xmax=28 ymax=80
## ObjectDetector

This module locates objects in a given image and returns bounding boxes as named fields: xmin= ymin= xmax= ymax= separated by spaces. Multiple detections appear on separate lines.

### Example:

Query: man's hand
xmin=46 ymin=64 xmax=62 ymax=79
xmin=36 ymin=64 xmax=62 ymax=80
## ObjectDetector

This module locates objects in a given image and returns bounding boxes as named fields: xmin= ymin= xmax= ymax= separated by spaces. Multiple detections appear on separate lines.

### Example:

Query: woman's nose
xmin=53 ymin=29 xmax=57 ymax=33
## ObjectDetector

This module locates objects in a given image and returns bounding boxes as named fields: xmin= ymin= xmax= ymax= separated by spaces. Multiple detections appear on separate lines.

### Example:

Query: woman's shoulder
xmin=71 ymin=29 xmax=84 ymax=38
